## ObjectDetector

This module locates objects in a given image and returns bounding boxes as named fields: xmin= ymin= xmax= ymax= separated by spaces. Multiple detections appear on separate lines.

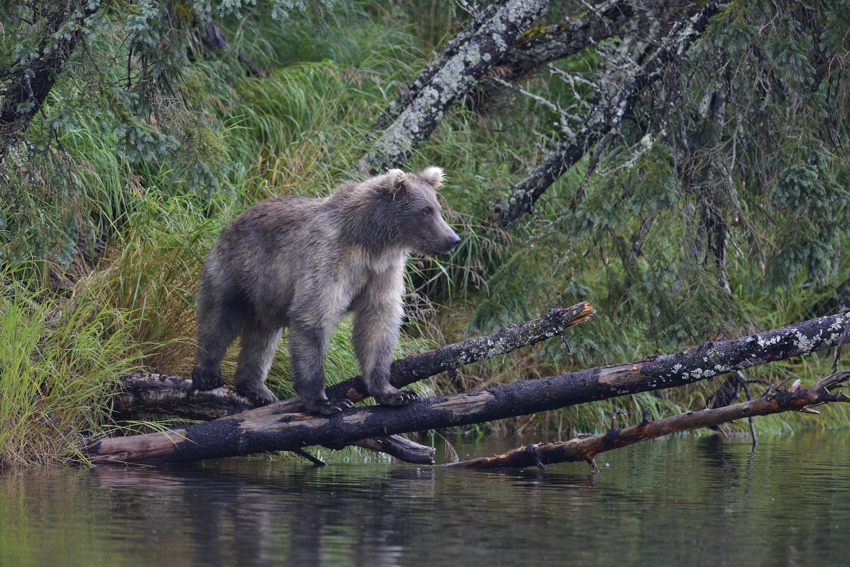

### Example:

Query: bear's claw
xmin=374 ymin=389 xmax=420 ymax=407
xmin=306 ymin=397 xmax=354 ymax=416
xmin=237 ymin=382 xmax=279 ymax=407
xmin=192 ymin=367 xmax=224 ymax=390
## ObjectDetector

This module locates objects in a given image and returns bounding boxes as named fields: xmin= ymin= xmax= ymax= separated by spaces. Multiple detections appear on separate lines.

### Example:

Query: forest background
xmin=2 ymin=0 xmax=850 ymax=466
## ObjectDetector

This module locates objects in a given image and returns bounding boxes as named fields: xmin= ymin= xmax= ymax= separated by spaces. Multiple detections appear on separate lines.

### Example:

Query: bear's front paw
xmin=304 ymin=397 xmax=355 ymax=416
xmin=374 ymin=389 xmax=420 ymax=407
xmin=192 ymin=367 xmax=224 ymax=390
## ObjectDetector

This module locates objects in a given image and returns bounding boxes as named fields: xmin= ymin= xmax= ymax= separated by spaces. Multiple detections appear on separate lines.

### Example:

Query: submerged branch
xmin=447 ymin=372 xmax=850 ymax=470
xmin=89 ymin=309 xmax=850 ymax=466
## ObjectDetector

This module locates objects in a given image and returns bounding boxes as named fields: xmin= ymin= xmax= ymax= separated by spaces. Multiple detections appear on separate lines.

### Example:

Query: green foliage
xmin=0 ymin=272 xmax=144 ymax=467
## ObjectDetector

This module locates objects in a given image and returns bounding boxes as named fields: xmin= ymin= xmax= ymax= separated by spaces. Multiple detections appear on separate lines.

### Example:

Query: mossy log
xmin=89 ymin=308 xmax=850 ymax=466
xmin=448 ymin=371 xmax=850 ymax=470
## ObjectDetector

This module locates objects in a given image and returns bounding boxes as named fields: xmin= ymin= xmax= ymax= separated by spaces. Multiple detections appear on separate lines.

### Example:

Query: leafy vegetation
xmin=1 ymin=0 xmax=849 ymax=465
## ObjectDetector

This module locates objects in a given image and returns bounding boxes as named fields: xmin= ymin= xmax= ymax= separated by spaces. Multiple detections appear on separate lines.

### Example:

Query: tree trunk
xmin=88 ymin=308 xmax=850 ymax=465
xmin=358 ymin=0 xmax=549 ymax=174
xmin=497 ymin=0 xmax=725 ymax=226
xmin=0 ymin=1 xmax=97 ymax=165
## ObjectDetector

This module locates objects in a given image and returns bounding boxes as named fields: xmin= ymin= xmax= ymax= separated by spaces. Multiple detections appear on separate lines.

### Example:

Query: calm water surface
xmin=2 ymin=431 xmax=849 ymax=566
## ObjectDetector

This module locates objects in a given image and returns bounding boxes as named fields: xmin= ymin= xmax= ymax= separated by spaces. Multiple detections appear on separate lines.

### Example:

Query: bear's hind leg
xmin=235 ymin=324 xmax=283 ymax=407
xmin=289 ymin=323 xmax=354 ymax=415
xmin=193 ymin=299 xmax=249 ymax=391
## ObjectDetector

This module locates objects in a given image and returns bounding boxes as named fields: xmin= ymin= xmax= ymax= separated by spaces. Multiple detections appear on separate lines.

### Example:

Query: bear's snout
xmin=431 ymin=231 xmax=460 ymax=255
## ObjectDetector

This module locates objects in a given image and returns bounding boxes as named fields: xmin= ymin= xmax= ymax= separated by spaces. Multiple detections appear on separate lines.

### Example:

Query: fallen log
xmin=447 ymin=371 xmax=850 ymax=471
xmin=87 ymin=309 xmax=850 ymax=465
xmin=108 ymin=303 xmax=594 ymax=465
xmin=113 ymin=302 xmax=595 ymax=420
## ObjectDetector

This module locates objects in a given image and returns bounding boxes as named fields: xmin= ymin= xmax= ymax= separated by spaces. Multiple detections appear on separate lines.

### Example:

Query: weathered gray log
xmin=88 ymin=308 xmax=850 ymax=465
xmin=497 ymin=0 xmax=725 ymax=226
xmin=114 ymin=302 xmax=595 ymax=419
xmin=447 ymin=372 xmax=850 ymax=470
xmin=359 ymin=0 xmax=549 ymax=173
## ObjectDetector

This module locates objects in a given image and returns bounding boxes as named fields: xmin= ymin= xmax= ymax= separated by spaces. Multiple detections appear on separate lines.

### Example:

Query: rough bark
xmin=359 ymin=0 xmax=549 ymax=174
xmin=0 ymin=1 xmax=98 ymax=165
xmin=88 ymin=308 xmax=850 ymax=465
xmin=497 ymin=0 xmax=725 ymax=226
xmin=447 ymin=371 xmax=850 ymax=470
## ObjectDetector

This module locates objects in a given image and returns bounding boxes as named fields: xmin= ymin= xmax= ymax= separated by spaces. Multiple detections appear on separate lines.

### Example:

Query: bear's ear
xmin=419 ymin=166 xmax=444 ymax=188
xmin=386 ymin=168 xmax=406 ymax=198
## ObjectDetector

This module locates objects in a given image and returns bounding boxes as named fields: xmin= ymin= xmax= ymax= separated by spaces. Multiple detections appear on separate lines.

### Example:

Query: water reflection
xmin=2 ymin=431 xmax=850 ymax=567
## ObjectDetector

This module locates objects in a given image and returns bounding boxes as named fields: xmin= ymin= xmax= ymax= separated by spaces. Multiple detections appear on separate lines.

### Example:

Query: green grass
xmin=0 ymin=272 xmax=145 ymax=467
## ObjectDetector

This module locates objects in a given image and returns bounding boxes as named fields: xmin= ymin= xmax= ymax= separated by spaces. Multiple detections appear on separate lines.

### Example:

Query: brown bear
xmin=191 ymin=167 xmax=460 ymax=415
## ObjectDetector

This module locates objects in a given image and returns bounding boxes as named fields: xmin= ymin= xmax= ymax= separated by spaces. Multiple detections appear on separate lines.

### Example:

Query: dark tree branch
xmin=0 ymin=1 xmax=98 ymax=165
xmin=359 ymin=0 xmax=549 ymax=174
xmin=197 ymin=21 xmax=267 ymax=78
xmin=447 ymin=371 xmax=850 ymax=471
xmin=497 ymin=0 xmax=725 ymax=226
xmin=88 ymin=308 xmax=850 ymax=465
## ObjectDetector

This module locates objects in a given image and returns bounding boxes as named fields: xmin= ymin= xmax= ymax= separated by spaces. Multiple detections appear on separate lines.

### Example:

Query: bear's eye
xmin=421 ymin=207 xmax=433 ymax=217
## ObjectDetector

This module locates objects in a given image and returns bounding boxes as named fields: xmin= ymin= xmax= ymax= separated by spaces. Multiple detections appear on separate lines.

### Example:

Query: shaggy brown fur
xmin=191 ymin=167 xmax=460 ymax=415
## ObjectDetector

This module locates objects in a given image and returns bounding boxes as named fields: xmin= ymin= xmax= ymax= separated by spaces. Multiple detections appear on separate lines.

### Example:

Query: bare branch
xmin=447 ymin=371 xmax=850 ymax=470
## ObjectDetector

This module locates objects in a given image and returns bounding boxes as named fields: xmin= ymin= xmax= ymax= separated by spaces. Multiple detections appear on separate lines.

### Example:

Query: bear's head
xmin=384 ymin=167 xmax=461 ymax=257
xmin=335 ymin=167 xmax=461 ymax=257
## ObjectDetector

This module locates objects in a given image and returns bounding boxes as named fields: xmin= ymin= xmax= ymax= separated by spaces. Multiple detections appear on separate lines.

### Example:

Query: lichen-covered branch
xmin=371 ymin=1 xmax=503 ymax=132
xmin=372 ymin=0 xmax=677 ymax=133
xmin=447 ymin=371 xmax=850 ymax=470
xmin=359 ymin=0 xmax=549 ymax=173
xmin=496 ymin=0 xmax=637 ymax=82
xmin=497 ymin=0 xmax=725 ymax=226
xmin=88 ymin=309 xmax=850 ymax=465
